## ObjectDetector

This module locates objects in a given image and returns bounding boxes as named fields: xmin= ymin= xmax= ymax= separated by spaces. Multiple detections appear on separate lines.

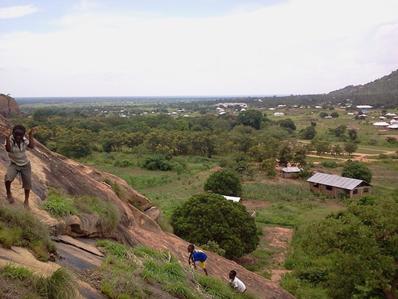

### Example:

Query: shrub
xmin=171 ymin=193 xmax=258 ymax=258
xmin=35 ymin=268 xmax=77 ymax=299
xmin=204 ymin=170 xmax=242 ymax=196
xmin=320 ymin=161 xmax=338 ymax=168
xmin=386 ymin=136 xmax=398 ymax=144
xmin=0 ymin=206 xmax=55 ymax=261
xmin=113 ymin=159 xmax=133 ymax=167
xmin=342 ymin=160 xmax=372 ymax=183
xmin=43 ymin=190 xmax=120 ymax=233
xmin=142 ymin=156 xmax=173 ymax=171
xmin=331 ymin=112 xmax=339 ymax=118
xmin=300 ymin=126 xmax=317 ymax=140
xmin=201 ymin=240 xmax=226 ymax=257
xmin=42 ymin=191 xmax=76 ymax=217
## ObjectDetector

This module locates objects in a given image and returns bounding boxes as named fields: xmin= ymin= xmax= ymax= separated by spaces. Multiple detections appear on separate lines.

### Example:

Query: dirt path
xmin=263 ymin=226 xmax=294 ymax=284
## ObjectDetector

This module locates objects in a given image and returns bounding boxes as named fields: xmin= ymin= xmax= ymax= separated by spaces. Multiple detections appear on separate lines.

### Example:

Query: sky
xmin=1 ymin=0 xmax=398 ymax=97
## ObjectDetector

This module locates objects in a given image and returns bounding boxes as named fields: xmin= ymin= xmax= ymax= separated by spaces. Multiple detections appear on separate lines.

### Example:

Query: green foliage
xmin=320 ymin=161 xmax=338 ymax=168
xmin=300 ymin=125 xmax=317 ymax=140
xmin=330 ymin=112 xmax=339 ymax=118
xmin=319 ymin=112 xmax=329 ymax=118
xmin=42 ymin=191 xmax=76 ymax=217
xmin=43 ymin=190 xmax=120 ymax=233
xmin=35 ymin=268 xmax=77 ymax=299
xmin=237 ymin=110 xmax=264 ymax=130
xmin=344 ymin=142 xmax=358 ymax=156
xmin=1 ymin=264 xmax=34 ymax=280
xmin=278 ymin=119 xmax=296 ymax=132
xmin=204 ymin=170 xmax=242 ymax=196
xmin=142 ymin=155 xmax=173 ymax=171
xmin=171 ymin=193 xmax=258 ymax=258
xmin=342 ymin=160 xmax=372 ymax=183
xmin=0 ymin=265 xmax=77 ymax=299
xmin=242 ymin=182 xmax=317 ymax=202
xmin=197 ymin=275 xmax=256 ymax=299
xmin=286 ymin=198 xmax=398 ymax=299
xmin=260 ymin=159 xmax=276 ymax=177
xmin=0 ymin=206 xmax=55 ymax=261
xmin=201 ymin=240 xmax=226 ymax=257
xmin=113 ymin=159 xmax=134 ymax=167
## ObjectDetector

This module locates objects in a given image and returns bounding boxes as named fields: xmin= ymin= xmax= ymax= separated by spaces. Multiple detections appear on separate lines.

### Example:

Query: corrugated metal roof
xmin=282 ymin=167 xmax=302 ymax=173
xmin=307 ymin=172 xmax=365 ymax=190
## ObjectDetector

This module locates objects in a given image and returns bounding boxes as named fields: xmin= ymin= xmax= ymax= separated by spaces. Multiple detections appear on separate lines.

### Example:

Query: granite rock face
xmin=0 ymin=94 xmax=20 ymax=117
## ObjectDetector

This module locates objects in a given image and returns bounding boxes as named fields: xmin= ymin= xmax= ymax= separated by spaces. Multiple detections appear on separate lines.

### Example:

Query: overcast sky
xmin=1 ymin=0 xmax=398 ymax=97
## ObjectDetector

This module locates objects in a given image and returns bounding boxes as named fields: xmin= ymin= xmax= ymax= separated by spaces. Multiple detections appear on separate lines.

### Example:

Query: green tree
xmin=278 ymin=119 xmax=296 ymax=132
xmin=330 ymin=125 xmax=347 ymax=138
xmin=348 ymin=128 xmax=358 ymax=141
xmin=297 ymin=198 xmax=397 ymax=299
xmin=204 ymin=170 xmax=242 ymax=196
xmin=319 ymin=112 xmax=329 ymax=118
xmin=171 ymin=193 xmax=259 ymax=258
xmin=237 ymin=110 xmax=263 ymax=130
xmin=300 ymin=125 xmax=317 ymax=140
xmin=331 ymin=111 xmax=339 ymax=118
xmin=344 ymin=142 xmax=358 ymax=156
xmin=342 ymin=160 xmax=372 ymax=183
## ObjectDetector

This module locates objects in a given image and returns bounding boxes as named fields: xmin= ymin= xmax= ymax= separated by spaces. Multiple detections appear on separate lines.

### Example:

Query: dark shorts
xmin=5 ymin=162 xmax=32 ymax=190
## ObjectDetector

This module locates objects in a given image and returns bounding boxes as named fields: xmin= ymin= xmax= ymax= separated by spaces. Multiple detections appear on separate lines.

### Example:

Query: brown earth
xmin=263 ymin=227 xmax=293 ymax=284
xmin=0 ymin=115 xmax=294 ymax=299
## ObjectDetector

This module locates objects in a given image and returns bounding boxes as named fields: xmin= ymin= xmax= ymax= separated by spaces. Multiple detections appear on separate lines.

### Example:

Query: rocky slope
xmin=0 ymin=115 xmax=293 ymax=299
xmin=0 ymin=94 xmax=20 ymax=117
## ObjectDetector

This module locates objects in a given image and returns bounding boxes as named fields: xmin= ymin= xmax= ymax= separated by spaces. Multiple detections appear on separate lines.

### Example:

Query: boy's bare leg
xmin=204 ymin=268 xmax=208 ymax=276
xmin=24 ymin=189 xmax=30 ymax=209
xmin=5 ymin=181 xmax=15 ymax=203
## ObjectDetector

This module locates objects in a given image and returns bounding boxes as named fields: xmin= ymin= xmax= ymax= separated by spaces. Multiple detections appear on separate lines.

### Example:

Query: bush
xmin=331 ymin=112 xmax=339 ymax=118
xmin=113 ymin=159 xmax=133 ymax=167
xmin=342 ymin=160 xmax=372 ymax=183
xmin=300 ymin=126 xmax=317 ymax=140
xmin=43 ymin=190 xmax=120 ymax=233
xmin=320 ymin=161 xmax=338 ymax=168
xmin=142 ymin=156 xmax=173 ymax=171
xmin=171 ymin=193 xmax=258 ymax=258
xmin=0 ymin=265 xmax=76 ymax=299
xmin=204 ymin=170 xmax=242 ymax=196
xmin=0 ymin=206 xmax=55 ymax=261
xmin=201 ymin=240 xmax=226 ymax=257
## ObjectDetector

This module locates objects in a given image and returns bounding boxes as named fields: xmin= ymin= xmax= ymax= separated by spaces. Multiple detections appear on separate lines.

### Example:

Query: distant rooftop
xmin=307 ymin=173 xmax=369 ymax=190
xmin=282 ymin=167 xmax=302 ymax=173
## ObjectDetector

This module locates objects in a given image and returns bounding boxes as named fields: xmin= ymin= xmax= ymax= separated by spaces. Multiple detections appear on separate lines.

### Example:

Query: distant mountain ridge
xmin=329 ymin=69 xmax=398 ymax=97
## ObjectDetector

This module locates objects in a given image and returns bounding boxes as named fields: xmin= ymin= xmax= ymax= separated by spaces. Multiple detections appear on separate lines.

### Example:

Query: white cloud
xmin=1 ymin=0 xmax=398 ymax=96
xmin=0 ymin=4 xmax=38 ymax=19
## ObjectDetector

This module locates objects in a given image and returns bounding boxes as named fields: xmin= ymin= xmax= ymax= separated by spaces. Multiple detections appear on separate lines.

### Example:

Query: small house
xmin=307 ymin=173 xmax=371 ymax=198
xmin=281 ymin=167 xmax=302 ymax=178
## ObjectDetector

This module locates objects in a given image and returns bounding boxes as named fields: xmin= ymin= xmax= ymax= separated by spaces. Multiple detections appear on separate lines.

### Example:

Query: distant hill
xmin=328 ymin=69 xmax=398 ymax=107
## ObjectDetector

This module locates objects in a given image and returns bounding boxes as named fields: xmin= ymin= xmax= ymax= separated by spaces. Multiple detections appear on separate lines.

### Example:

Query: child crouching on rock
xmin=229 ymin=270 xmax=247 ymax=293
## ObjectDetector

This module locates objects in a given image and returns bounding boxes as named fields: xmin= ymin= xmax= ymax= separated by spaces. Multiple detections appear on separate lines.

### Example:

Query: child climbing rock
xmin=229 ymin=270 xmax=247 ymax=293
xmin=4 ymin=125 xmax=35 ymax=208
xmin=187 ymin=244 xmax=208 ymax=276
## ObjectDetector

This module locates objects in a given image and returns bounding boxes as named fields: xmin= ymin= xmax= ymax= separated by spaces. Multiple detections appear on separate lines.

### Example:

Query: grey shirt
xmin=7 ymin=136 xmax=30 ymax=166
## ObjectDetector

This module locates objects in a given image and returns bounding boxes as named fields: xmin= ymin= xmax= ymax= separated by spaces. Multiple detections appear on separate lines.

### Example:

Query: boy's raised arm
xmin=5 ymin=129 xmax=12 ymax=152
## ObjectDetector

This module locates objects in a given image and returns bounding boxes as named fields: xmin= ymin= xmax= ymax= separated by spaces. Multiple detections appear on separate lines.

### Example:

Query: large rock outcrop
xmin=0 ymin=115 xmax=294 ymax=299
xmin=0 ymin=94 xmax=20 ymax=117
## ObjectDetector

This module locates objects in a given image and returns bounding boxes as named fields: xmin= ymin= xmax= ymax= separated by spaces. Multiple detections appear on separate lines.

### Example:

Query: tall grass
xmin=0 ymin=206 xmax=55 ymax=261
xmin=42 ymin=190 xmax=120 ymax=233
xmin=0 ymin=265 xmax=77 ymax=299
xmin=242 ymin=182 xmax=317 ymax=202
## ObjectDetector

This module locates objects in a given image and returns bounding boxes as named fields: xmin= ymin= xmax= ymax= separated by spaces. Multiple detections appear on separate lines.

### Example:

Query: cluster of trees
xmin=287 ymin=196 xmax=398 ymax=298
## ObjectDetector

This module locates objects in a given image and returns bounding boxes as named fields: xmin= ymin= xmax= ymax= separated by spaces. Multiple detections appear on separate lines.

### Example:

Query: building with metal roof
xmin=307 ymin=172 xmax=371 ymax=198
xmin=281 ymin=167 xmax=302 ymax=178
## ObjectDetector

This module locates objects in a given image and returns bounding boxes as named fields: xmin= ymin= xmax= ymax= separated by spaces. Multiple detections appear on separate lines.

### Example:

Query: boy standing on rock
xmin=4 ymin=125 xmax=35 ymax=208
